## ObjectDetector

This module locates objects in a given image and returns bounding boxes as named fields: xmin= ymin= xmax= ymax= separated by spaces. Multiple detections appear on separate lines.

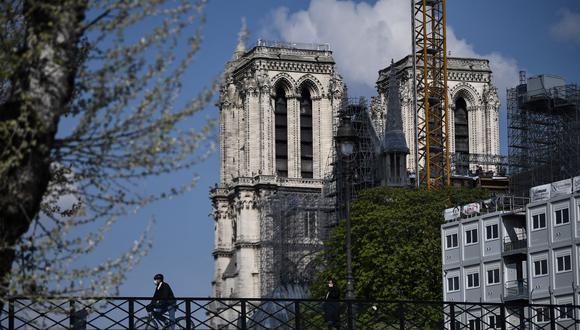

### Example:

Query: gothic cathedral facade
xmin=210 ymin=40 xmax=344 ymax=306
xmin=209 ymin=41 xmax=501 ymax=314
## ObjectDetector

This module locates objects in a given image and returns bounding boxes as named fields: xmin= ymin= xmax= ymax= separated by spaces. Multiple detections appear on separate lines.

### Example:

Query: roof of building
xmin=377 ymin=55 xmax=492 ymax=85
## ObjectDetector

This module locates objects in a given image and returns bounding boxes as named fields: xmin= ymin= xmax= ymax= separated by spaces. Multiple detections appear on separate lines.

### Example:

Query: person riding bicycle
xmin=146 ymin=273 xmax=177 ymax=328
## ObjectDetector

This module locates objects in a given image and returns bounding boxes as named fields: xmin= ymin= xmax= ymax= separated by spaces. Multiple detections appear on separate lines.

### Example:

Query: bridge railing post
xmin=398 ymin=302 xmax=405 ymax=330
xmin=519 ymin=305 xmax=525 ymax=329
xmin=550 ymin=304 xmax=556 ymax=330
xmin=186 ymin=298 xmax=192 ymax=329
xmin=294 ymin=301 xmax=301 ymax=330
xmin=8 ymin=298 xmax=15 ymax=330
xmin=69 ymin=299 xmax=75 ymax=329
xmin=240 ymin=299 xmax=247 ymax=330
xmin=449 ymin=302 xmax=455 ymax=330
xmin=346 ymin=300 xmax=354 ymax=330
xmin=128 ymin=298 xmax=134 ymax=329
xmin=499 ymin=304 xmax=506 ymax=330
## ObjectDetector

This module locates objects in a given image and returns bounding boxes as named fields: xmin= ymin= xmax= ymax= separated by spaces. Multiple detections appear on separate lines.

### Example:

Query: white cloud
xmin=446 ymin=27 xmax=519 ymax=97
xmin=551 ymin=9 xmax=580 ymax=44
xmin=263 ymin=0 xmax=519 ymax=98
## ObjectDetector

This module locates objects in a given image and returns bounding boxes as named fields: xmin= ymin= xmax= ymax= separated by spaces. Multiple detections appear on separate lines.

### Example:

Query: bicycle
xmin=135 ymin=309 xmax=194 ymax=329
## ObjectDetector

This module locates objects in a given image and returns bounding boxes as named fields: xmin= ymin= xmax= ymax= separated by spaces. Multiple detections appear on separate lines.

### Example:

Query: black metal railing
xmin=503 ymin=232 xmax=527 ymax=253
xmin=2 ymin=297 xmax=580 ymax=329
xmin=504 ymin=279 xmax=529 ymax=301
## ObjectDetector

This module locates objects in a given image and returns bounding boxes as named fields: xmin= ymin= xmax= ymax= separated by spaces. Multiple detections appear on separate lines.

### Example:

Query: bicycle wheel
xmin=135 ymin=316 xmax=161 ymax=329
xmin=172 ymin=316 xmax=195 ymax=329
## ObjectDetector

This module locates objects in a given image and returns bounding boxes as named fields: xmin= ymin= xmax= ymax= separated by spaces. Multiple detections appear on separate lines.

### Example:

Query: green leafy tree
xmin=0 ymin=0 xmax=218 ymax=303
xmin=312 ymin=187 xmax=490 ymax=327
xmin=316 ymin=187 xmax=489 ymax=300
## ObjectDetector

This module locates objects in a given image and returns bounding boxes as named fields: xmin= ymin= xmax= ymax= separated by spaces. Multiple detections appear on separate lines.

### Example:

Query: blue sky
xmin=87 ymin=0 xmax=580 ymax=297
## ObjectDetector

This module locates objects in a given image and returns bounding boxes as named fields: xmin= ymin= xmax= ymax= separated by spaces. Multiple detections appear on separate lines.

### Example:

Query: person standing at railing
xmin=147 ymin=273 xmax=177 ymax=329
xmin=323 ymin=277 xmax=341 ymax=330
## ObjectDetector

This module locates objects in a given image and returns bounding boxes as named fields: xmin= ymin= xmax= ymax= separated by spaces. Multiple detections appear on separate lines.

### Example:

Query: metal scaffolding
xmin=258 ymin=188 xmax=334 ymax=297
xmin=323 ymin=98 xmax=380 ymax=221
xmin=251 ymin=97 xmax=380 ymax=300
xmin=508 ymin=80 xmax=580 ymax=196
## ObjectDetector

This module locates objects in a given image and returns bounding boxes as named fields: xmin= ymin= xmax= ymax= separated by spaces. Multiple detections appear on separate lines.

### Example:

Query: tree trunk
xmin=0 ymin=0 xmax=87 ymax=304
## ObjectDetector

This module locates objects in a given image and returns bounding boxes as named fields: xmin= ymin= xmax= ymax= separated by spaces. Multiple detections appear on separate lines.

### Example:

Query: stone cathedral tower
xmin=375 ymin=56 xmax=500 ymax=175
xmin=209 ymin=38 xmax=344 ymax=307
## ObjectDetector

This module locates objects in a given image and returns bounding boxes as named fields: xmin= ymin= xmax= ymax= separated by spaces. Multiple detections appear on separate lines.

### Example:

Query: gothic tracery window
xmin=454 ymin=97 xmax=469 ymax=174
xmin=303 ymin=210 xmax=317 ymax=239
xmin=300 ymin=88 xmax=313 ymax=178
xmin=275 ymin=86 xmax=288 ymax=177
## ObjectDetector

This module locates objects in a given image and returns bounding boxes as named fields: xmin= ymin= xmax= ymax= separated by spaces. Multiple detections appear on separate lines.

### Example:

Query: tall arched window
xmin=300 ymin=88 xmax=313 ymax=178
xmin=275 ymin=86 xmax=288 ymax=177
xmin=454 ymin=97 xmax=469 ymax=173
xmin=303 ymin=210 xmax=317 ymax=239
xmin=232 ymin=220 xmax=237 ymax=244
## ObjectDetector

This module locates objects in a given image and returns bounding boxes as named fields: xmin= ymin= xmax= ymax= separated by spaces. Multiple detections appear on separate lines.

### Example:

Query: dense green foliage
xmin=313 ymin=187 xmax=490 ymax=301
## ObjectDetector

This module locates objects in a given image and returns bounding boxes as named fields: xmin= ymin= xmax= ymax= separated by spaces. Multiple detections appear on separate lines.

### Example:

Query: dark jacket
xmin=325 ymin=286 xmax=340 ymax=301
xmin=323 ymin=286 xmax=341 ymax=322
xmin=152 ymin=282 xmax=176 ymax=306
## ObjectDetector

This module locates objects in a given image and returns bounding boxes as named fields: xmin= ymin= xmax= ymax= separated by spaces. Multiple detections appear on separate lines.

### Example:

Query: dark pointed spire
xmin=383 ymin=59 xmax=409 ymax=153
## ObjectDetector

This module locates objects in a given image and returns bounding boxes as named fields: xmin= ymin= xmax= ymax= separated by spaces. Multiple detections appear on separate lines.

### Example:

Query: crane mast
xmin=411 ymin=0 xmax=450 ymax=190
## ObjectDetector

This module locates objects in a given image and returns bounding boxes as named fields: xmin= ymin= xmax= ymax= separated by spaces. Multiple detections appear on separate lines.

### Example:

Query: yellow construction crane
xmin=411 ymin=0 xmax=451 ymax=190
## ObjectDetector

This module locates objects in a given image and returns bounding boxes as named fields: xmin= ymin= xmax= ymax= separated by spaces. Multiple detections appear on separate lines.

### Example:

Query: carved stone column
xmin=219 ymin=78 xmax=242 ymax=183
xmin=287 ymin=95 xmax=300 ymax=178
xmin=328 ymin=72 xmax=345 ymax=177
xmin=248 ymin=91 xmax=260 ymax=174
xmin=256 ymin=68 xmax=272 ymax=175
xmin=238 ymin=90 xmax=248 ymax=177
xmin=312 ymin=96 xmax=321 ymax=179
xmin=210 ymin=190 xmax=233 ymax=300
xmin=234 ymin=190 xmax=260 ymax=298
xmin=219 ymin=104 xmax=228 ymax=183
